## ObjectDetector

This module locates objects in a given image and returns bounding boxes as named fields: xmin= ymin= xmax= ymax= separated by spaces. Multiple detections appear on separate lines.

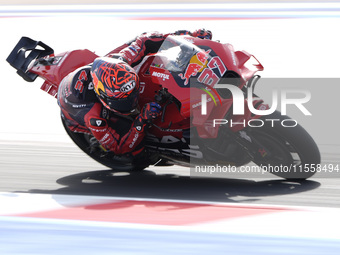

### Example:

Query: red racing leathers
xmin=105 ymin=29 xmax=212 ymax=67
xmin=105 ymin=31 xmax=169 ymax=67
xmin=57 ymin=66 xmax=151 ymax=156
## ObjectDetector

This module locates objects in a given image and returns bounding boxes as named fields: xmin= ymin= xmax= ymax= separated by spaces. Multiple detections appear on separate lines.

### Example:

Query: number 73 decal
xmin=198 ymin=56 xmax=227 ymax=86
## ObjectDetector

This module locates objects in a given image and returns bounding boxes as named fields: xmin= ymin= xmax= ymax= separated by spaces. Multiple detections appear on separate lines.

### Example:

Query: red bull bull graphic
xmin=178 ymin=49 xmax=227 ymax=87
xmin=178 ymin=62 xmax=203 ymax=85
xmin=196 ymin=49 xmax=211 ymax=64
xmin=178 ymin=49 xmax=211 ymax=86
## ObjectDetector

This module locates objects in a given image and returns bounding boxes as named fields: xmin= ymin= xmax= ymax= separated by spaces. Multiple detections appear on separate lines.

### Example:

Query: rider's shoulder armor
xmin=58 ymin=65 xmax=98 ymax=106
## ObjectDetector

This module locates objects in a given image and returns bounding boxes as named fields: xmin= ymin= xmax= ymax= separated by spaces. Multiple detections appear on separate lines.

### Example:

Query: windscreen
xmin=149 ymin=35 xmax=226 ymax=118
xmin=151 ymin=35 xmax=213 ymax=85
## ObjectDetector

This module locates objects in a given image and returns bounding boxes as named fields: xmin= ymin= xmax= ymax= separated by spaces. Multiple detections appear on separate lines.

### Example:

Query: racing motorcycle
xmin=7 ymin=36 xmax=321 ymax=179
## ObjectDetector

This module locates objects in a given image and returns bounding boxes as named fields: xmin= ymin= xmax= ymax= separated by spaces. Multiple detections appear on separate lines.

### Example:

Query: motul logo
xmin=152 ymin=71 xmax=169 ymax=81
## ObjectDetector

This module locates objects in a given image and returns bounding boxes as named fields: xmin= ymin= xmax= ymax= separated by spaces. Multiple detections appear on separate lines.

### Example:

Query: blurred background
xmin=1 ymin=2 xmax=340 ymax=254
xmin=1 ymin=0 xmax=339 ymax=151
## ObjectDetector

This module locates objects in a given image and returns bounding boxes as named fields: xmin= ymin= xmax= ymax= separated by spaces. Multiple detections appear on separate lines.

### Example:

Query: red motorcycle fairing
xmin=229 ymin=99 xmax=270 ymax=132
xmin=136 ymin=55 xmax=190 ymax=134
xmin=29 ymin=50 xmax=98 ymax=98
xmin=136 ymin=35 xmax=267 ymax=139
xmin=190 ymin=95 xmax=270 ymax=137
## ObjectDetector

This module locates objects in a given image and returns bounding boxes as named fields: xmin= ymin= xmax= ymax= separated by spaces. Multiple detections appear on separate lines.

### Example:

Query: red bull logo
xmin=196 ymin=49 xmax=211 ymax=64
xmin=178 ymin=49 xmax=211 ymax=86
xmin=178 ymin=63 xmax=202 ymax=85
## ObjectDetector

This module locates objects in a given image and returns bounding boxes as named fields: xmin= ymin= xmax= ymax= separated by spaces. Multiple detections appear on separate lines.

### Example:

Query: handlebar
xmin=154 ymin=88 xmax=181 ymax=123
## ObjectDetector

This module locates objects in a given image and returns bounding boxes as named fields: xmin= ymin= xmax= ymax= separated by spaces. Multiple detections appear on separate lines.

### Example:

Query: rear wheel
xmin=250 ymin=111 xmax=320 ymax=179
xmin=61 ymin=118 xmax=149 ymax=171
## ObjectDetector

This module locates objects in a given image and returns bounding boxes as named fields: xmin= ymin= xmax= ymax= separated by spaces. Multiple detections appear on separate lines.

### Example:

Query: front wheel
xmin=249 ymin=111 xmax=320 ymax=179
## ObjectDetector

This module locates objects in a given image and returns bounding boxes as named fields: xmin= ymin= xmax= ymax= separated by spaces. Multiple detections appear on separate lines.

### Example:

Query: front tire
xmin=250 ymin=111 xmax=320 ymax=179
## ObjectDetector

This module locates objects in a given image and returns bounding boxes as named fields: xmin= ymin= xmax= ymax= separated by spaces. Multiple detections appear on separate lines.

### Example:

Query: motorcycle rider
xmin=57 ymin=29 xmax=212 ymax=159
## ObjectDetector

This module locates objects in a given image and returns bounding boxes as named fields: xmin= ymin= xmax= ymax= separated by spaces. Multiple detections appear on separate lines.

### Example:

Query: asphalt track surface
xmin=0 ymin=0 xmax=339 ymax=209
xmin=0 ymin=140 xmax=339 ymax=208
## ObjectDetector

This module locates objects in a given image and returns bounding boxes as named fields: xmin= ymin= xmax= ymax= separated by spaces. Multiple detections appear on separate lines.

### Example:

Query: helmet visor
xmin=102 ymin=89 xmax=139 ymax=114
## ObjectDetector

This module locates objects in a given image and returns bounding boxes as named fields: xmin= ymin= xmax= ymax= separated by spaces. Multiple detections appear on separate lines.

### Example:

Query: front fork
xmin=224 ymin=75 xmax=272 ymax=161
xmin=223 ymin=126 xmax=271 ymax=162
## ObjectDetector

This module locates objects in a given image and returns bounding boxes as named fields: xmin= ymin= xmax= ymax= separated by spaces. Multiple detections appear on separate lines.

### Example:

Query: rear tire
xmin=251 ymin=111 xmax=320 ymax=179
xmin=61 ymin=118 xmax=149 ymax=171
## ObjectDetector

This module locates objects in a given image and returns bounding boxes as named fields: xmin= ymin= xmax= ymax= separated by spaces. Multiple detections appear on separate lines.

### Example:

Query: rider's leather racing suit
xmin=57 ymin=30 xmax=211 ymax=157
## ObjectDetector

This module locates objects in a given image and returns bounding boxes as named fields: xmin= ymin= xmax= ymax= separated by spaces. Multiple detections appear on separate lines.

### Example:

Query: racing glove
xmin=192 ymin=28 xmax=212 ymax=40
xmin=174 ymin=30 xmax=192 ymax=36
xmin=141 ymin=102 xmax=162 ymax=120
xmin=134 ymin=102 xmax=162 ymax=132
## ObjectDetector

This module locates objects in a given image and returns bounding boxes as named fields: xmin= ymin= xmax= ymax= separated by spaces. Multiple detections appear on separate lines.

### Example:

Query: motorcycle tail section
xmin=6 ymin=37 xmax=54 ymax=82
